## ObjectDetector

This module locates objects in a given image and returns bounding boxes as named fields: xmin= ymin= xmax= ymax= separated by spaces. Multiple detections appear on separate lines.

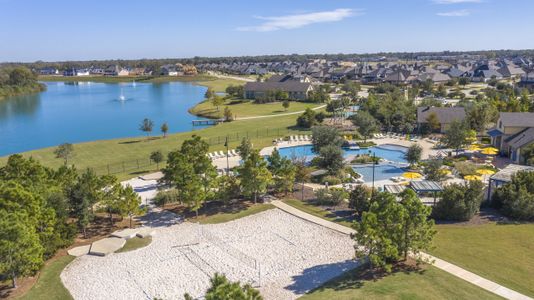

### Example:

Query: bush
xmin=321 ymin=175 xmax=342 ymax=185
xmin=492 ymin=171 xmax=534 ymax=221
xmin=349 ymin=185 xmax=372 ymax=215
xmin=454 ymin=161 xmax=477 ymax=176
xmin=153 ymin=189 xmax=181 ymax=207
xmin=432 ymin=181 xmax=483 ymax=221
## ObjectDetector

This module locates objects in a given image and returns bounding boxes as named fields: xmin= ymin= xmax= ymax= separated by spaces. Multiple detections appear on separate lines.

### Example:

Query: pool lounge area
xmin=277 ymin=144 xmax=409 ymax=183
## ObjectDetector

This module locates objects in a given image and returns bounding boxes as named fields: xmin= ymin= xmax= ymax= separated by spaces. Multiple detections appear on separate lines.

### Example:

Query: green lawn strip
xmin=0 ymin=114 xmax=309 ymax=180
xmin=283 ymin=199 xmax=353 ymax=227
xmin=429 ymin=223 xmax=534 ymax=297
xmin=301 ymin=264 xmax=503 ymax=300
xmin=190 ymin=99 xmax=320 ymax=119
xmin=115 ymin=236 xmax=152 ymax=253
xmin=198 ymin=203 xmax=275 ymax=224
xmin=18 ymin=255 xmax=75 ymax=300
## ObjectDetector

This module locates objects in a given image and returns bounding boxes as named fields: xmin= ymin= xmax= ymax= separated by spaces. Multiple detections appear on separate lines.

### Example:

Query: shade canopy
xmin=410 ymin=180 xmax=443 ymax=193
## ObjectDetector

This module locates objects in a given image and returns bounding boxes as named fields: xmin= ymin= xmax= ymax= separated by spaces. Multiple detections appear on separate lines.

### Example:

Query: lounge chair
xmin=232 ymin=149 xmax=239 ymax=156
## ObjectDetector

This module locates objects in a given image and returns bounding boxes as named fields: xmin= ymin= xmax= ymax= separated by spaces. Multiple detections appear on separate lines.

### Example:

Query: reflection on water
xmin=0 ymin=81 xmax=208 ymax=156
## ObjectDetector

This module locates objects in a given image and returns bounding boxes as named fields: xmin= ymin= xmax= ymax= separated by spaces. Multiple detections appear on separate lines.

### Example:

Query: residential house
xmin=518 ymin=72 xmax=534 ymax=89
xmin=488 ymin=112 xmax=534 ymax=163
xmin=497 ymin=64 xmax=525 ymax=78
xmin=104 ymin=65 xmax=129 ymax=76
xmin=243 ymin=80 xmax=313 ymax=101
xmin=39 ymin=67 xmax=59 ymax=75
xmin=417 ymin=106 xmax=466 ymax=133
xmin=63 ymin=68 xmax=89 ymax=76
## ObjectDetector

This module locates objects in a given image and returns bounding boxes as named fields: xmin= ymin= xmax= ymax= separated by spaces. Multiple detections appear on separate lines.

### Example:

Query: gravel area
xmin=61 ymin=209 xmax=358 ymax=300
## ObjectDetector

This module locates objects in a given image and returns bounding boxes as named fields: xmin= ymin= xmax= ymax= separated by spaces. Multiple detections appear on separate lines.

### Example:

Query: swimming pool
xmin=276 ymin=144 xmax=408 ymax=182
xmin=277 ymin=144 xmax=408 ymax=163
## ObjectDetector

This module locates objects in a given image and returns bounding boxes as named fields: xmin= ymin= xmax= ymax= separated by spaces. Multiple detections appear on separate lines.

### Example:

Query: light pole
xmin=369 ymin=150 xmax=376 ymax=195
xmin=224 ymin=136 xmax=229 ymax=176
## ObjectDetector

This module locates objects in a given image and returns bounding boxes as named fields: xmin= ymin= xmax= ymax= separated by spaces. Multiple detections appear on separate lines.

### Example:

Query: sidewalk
xmin=271 ymin=200 xmax=533 ymax=300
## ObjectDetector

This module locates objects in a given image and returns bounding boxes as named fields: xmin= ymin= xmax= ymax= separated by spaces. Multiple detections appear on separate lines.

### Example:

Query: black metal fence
xmin=92 ymin=127 xmax=306 ymax=176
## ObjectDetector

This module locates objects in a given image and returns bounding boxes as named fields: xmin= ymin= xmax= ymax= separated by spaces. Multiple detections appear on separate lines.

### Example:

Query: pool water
xmin=277 ymin=144 xmax=408 ymax=182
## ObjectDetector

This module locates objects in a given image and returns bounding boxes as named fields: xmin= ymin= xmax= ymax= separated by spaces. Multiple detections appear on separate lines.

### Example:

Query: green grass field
xmin=0 ymin=114 xmax=308 ymax=180
xmin=18 ymin=255 xmax=75 ymax=300
xmin=283 ymin=199 xmax=353 ymax=227
xmin=198 ymin=203 xmax=275 ymax=224
xmin=115 ymin=237 xmax=152 ymax=253
xmin=430 ymin=222 xmax=534 ymax=297
xmin=190 ymin=99 xmax=322 ymax=119
xmin=301 ymin=264 xmax=503 ymax=300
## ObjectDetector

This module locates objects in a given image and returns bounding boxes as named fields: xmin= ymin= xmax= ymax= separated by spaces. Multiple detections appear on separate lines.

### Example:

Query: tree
xmin=318 ymin=145 xmax=345 ymax=175
xmin=238 ymin=150 xmax=272 ymax=203
xmin=0 ymin=211 xmax=44 ymax=288
xmin=224 ymin=107 xmax=233 ymax=122
xmin=311 ymin=126 xmax=343 ymax=152
xmin=117 ymin=185 xmax=144 ymax=228
xmin=68 ymin=168 xmax=102 ymax=238
xmin=150 ymin=150 xmax=164 ymax=169
xmin=99 ymin=175 xmax=121 ymax=227
xmin=467 ymin=102 xmax=497 ymax=133
xmin=161 ymin=122 xmax=169 ymax=138
xmin=139 ymin=118 xmax=154 ymax=138
xmin=352 ymin=191 xmax=435 ymax=271
xmin=433 ymin=181 xmax=483 ymax=221
xmin=54 ymin=143 xmax=74 ymax=165
xmin=329 ymin=188 xmax=349 ymax=210
xmin=424 ymin=159 xmax=447 ymax=182
xmin=214 ymin=175 xmax=240 ymax=204
xmin=202 ymin=273 xmax=262 ymax=300
xmin=398 ymin=189 xmax=435 ymax=260
xmin=296 ymin=108 xmax=318 ymax=128
xmin=492 ymin=171 xmax=534 ymax=220
xmin=351 ymin=111 xmax=378 ymax=142
xmin=211 ymin=95 xmax=225 ymax=111
xmin=204 ymin=87 xmax=215 ymax=99
xmin=268 ymin=148 xmax=296 ymax=195
xmin=282 ymin=100 xmax=290 ymax=111
xmin=442 ymin=120 xmax=468 ymax=154
xmin=237 ymin=137 xmax=253 ymax=161
xmin=405 ymin=144 xmax=423 ymax=167
xmin=425 ymin=112 xmax=440 ymax=133
xmin=349 ymin=185 xmax=372 ymax=216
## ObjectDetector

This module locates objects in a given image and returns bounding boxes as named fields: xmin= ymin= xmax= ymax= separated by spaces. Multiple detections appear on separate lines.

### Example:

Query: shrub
xmin=454 ymin=161 xmax=477 ymax=176
xmin=349 ymin=185 xmax=372 ymax=216
xmin=321 ymin=175 xmax=342 ymax=186
xmin=153 ymin=189 xmax=181 ymax=207
xmin=432 ymin=181 xmax=483 ymax=221
xmin=492 ymin=171 xmax=534 ymax=221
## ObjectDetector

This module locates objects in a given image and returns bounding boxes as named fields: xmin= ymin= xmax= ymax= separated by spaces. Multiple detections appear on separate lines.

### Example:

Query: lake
xmin=0 ymin=81 xmax=208 ymax=156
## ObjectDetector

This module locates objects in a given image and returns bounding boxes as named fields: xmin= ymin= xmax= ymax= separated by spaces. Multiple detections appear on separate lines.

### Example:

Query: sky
xmin=1 ymin=0 xmax=533 ymax=62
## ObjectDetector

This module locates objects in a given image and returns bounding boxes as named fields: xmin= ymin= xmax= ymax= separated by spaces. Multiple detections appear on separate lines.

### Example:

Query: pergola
xmin=409 ymin=180 xmax=443 ymax=205
xmin=487 ymin=164 xmax=534 ymax=202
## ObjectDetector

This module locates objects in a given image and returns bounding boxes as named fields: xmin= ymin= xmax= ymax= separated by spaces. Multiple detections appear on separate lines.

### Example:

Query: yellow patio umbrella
xmin=402 ymin=172 xmax=423 ymax=179
xmin=477 ymin=169 xmax=496 ymax=175
xmin=439 ymin=169 xmax=452 ymax=175
xmin=467 ymin=145 xmax=481 ymax=151
xmin=480 ymin=148 xmax=498 ymax=155
xmin=464 ymin=175 xmax=482 ymax=181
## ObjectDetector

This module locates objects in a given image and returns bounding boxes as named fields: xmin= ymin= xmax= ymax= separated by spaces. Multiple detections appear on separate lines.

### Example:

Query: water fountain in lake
xmin=119 ymin=88 xmax=126 ymax=101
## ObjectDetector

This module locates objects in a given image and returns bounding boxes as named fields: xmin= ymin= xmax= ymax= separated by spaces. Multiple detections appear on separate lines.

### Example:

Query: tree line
xmin=0 ymin=67 xmax=46 ymax=99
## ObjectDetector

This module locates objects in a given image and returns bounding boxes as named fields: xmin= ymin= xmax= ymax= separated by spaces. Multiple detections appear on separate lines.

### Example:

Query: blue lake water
xmin=277 ymin=144 xmax=408 ymax=182
xmin=0 ymin=81 xmax=208 ymax=156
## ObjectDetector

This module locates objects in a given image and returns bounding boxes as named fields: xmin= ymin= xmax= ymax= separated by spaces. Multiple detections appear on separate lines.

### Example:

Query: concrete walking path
xmin=235 ymin=104 xmax=326 ymax=120
xmin=271 ymin=200 xmax=533 ymax=300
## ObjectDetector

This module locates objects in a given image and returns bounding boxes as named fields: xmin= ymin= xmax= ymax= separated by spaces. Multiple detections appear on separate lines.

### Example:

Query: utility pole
xmin=225 ymin=136 xmax=229 ymax=176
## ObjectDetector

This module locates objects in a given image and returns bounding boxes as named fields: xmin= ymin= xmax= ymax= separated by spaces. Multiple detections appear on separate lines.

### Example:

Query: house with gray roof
xmin=488 ymin=112 xmax=534 ymax=163
xmin=417 ymin=106 xmax=466 ymax=133
xmin=243 ymin=79 xmax=313 ymax=101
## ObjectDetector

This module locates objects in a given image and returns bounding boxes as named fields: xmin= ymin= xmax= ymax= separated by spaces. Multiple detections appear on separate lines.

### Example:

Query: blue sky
xmin=1 ymin=0 xmax=533 ymax=62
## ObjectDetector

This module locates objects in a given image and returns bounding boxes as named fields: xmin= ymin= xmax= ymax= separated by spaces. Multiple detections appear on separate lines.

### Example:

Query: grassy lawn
xmin=190 ymin=99 xmax=322 ymax=119
xmin=283 ymin=199 xmax=353 ymax=227
xmin=0 ymin=114 xmax=308 ymax=180
xmin=38 ymin=75 xmax=243 ymax=92
xmin=115 ymin=236 xmax=152 ymax=253
xmin=301 ymin=264 xmax=503 ymax=300
xmin=430 ymin=222 xmax=534 ymax=297
xmin=197 ymin=203 xmax=275 ymax=224
xmin=18 ymin=255 xmax=75 ymax=300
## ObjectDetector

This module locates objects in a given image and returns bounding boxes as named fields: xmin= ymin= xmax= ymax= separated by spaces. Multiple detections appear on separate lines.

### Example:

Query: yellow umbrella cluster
xmin=464 ymin=175 xmax=482 ymax=181
xmin=403 ymin=172 xmax=423 ymax=179
xmin=439 ymin=168 xmax=452 ymax=175
xmin=479 ymin=147 xmax=499 ymax=155
xmin=467 ymin=145 xmax=481 ymax=151
xmin=476 ymin=169 xmax=496 ymax=175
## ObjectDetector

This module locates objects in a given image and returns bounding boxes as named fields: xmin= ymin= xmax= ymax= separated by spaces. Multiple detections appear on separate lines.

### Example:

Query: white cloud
xmin=433 ymin=0 xmax=482 ymax=4
xmin=437 ymin=9 xmax=471 ymax=16
xmin=237 ymin=8 xmax=358 ymax=32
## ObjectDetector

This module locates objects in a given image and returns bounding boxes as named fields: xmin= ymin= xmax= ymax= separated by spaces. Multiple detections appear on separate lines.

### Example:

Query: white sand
xmin=61 ymin=209 xmax=358 ymax=300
